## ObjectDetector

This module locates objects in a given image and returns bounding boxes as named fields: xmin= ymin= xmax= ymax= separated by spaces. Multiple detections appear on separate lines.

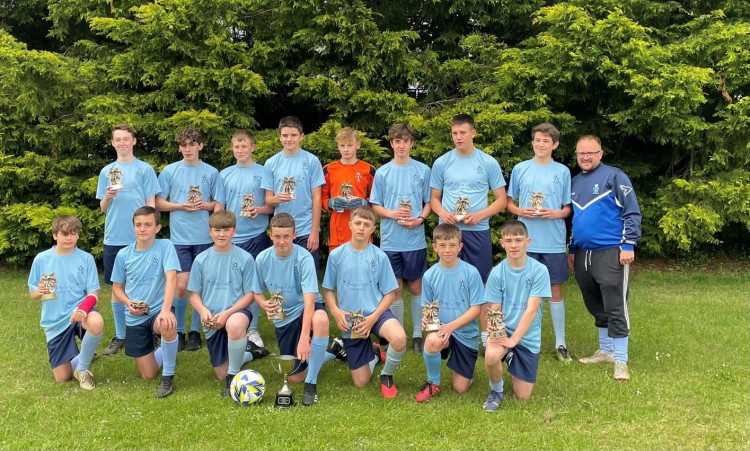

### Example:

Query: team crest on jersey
xmin=151 ymin=255 xmax=159 ymax=265
xmin=413 ymin=172 xmax=419 ymax=181
xmin=356 ymin=172 xmax=361 ymax=182
xmin=78 ymin=264 xmax=85 ymax=274
xmin=526 ymin=276 xmax=532 ymax=288
xmin=476 ymin=163 xmax=484 ymax=174
xmin=593 ymin=184 xmax=600 ymax=195
xmin=459 ymin=278 xmax=466 ymax=290
xmin=253 ymin=174 xmax=261 ymax=182
xmin=370 ymin=258 xmax=377 ymax=273
xmin=232 ymin=260 xmax=240 ymax=271
xmin=554 ymin=174 xmax=560 ymax=184
xmin=202 ymin=174 xmax=210 ymax=184
xmin=303 ymin=160 xmax=310 ymax=171
xmin=619 ymin=185 xmax=632 ymax=196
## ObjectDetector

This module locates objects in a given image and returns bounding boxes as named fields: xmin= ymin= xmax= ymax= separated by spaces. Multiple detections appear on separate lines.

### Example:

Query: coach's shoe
xmin=578 ymin=349 xmax=614 ymax=364
xmin=186 ymin=331 xmax=202 ymax=351
xmin=380 ymin=374 xmax=398 ymax=398
xmin=246 ymin=329 xmax=264 ymax=348
xmin=556 ymin=345 xmax=573 ymax=363
xmin=326 ymin=338 xmax=347 ymax=361
xmin=413 ymin=337 xmax=424 ymax=354
xmin=415 ymin=381 xmax=441 ymax=403
xmin=176 ymin=332 xmax=186 ymax=352
xmin=102 ymin=337 xmax=125 ymax=355
xmin=483 ymin=390 xmax=504 ymax=411
xmin=157 ymin=375 xmax=175 ymax=398
xmin=73 ymin=369 xmax=95 ymax=391
xmin=246 ymin=340 xmax=270 ymax=360
xmin=372 ymin=342 xmax=386 ymax=364
xmin=222 ymin=374 xmax=234 ymax=398
xmin=614 ymin=361 xmax=630 ymax=381
xmin=302 ymin=383 xmax=318 ymax=406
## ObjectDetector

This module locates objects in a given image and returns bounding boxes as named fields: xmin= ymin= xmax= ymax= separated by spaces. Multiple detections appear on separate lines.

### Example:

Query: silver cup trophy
xmin=271 ymin=354 xmax=303 ymax=408
xmin=422 ymin=300 xmax=441 ymax=332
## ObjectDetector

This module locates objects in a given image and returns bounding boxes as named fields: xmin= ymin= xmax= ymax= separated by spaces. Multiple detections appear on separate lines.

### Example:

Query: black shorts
xmin=205 ymin=309 xmax=253 ymax=368
xmin=124 ymin=314 xmax=159 ymax=358
xmin=343 ymin=310 xmax=397 ymax=370
xmin=385 ymin=249 xmax=428 ymax=282
xmin=439 ymin=336 xmax=478 ymax=381
xmin=46 ymin=309 xmax=99 ymax=369
xmin=104 ymin=244 xmax=127 ymax=285
xmin=236 ymin=233 xmax=270 ymax=259
xmin=274 ymin=303 xmax=327 ymax=375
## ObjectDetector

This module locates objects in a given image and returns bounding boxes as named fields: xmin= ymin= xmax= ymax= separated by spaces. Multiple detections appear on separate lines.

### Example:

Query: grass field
xmin=1 ymin=261 xmax=747 ymax=450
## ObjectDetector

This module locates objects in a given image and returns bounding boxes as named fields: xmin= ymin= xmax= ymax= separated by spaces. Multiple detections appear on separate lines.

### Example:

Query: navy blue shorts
xmin=385 ymin=249 xmax=428 ymax=282
xmin=236 ymin=233 xmax=269 ymax=259
xmin=527 ymin=252 xmax=568 ymax=285
xmin=46 ymin=309 xmax=99 ymax=369
xmin=293 ymin=234 xmax=319 ymax=273
xmin=125 ymin=314 xmax=159 ymax=358
xmin=175 ymin=243 xmax=212 ymax=273
xmin=438 ymin=335 xmax=478 ymax=381
xmin=206 ymin=309 xmax=253 ymax=368
xmin=103 ymin=244 xmax=127 ymax=285
xmin=274 ymin=303 xmax=327 ymax=375
xmin=459 ymin=229 xmax=492 ymax=283
xmin=503 ymin=341 xmax=540 ymax=383
xmin=343 ymin=310 xmax=397 ymax=370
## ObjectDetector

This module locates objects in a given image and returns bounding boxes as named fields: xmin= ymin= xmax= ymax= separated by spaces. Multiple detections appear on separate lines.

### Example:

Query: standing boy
xmin=28 ymin=215 xmax=104 ymax=390
xmin=254 ymin=213 xmax=334 ymax=405
xmin=322 ymin=127 xmax=375 ymax=252
xmin=322 ymin=206 xmax=406 ymax=398
xmin=415 ymin=224 xmax=484 ymax=402
xmin=262 ymin=116 xmax=325 ymax=272
xmin=220 ymin=129 xmax=274 ymax=349
xmin=96 ymin=124 xmax=160 ymax=356
xmin=111 ymin=207 xmax=181 ymax=398
xmin=568 ymin=135 xmax=641 ymax=381
xmin=429 ymin=114 xmax=507 ymax=348
xmin=482 ymin=220 xmax=550 ymax=411
xmin=370 ymin=122 xmax=431 ymax=353
xmin=156 ymin=127 xmax=226 ymax=352
xmin=187 ymin=211 xmax=269 ymax=398
xmin=506 ymin=123 xmax=572 ymax=363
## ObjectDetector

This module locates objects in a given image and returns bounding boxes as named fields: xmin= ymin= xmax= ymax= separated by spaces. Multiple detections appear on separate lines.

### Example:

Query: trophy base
xmin=489 ymin=330 xmax=507 ymax=339
xmin=275 ymin=393 xmax=294 ymax=408
xmin=110 ymin=184 xmax=124 ymax=191
xmin=40 ymin=293 xmax=57 ymax=301
xmin=239 ymin=211 xmax=252 ymax=217
xmin=425 ymin=323 xmax=441 ymax=332
xmin=455 ymin=214 xmax=465 ymax=222
xmin=397 ymin=219 xmax=407 ymax=224
xmin=350 ymin=332 xmax=366 ymax=339
xmin=272 ymin=311 xmax=286 ymax=321
xmin=289 ymin=193 xmax=296 ymax=200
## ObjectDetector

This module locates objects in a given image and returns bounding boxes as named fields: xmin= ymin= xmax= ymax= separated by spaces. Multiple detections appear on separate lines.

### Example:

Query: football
xmin=230 ymin=369 xmax=266 ymax=405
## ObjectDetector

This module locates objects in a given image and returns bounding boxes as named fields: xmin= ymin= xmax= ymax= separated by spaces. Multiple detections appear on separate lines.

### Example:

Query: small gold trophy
xmin=397 ymin=199 xmax=412 ymax=224
xmin=486 ymin=307 xmax=507 ymax=339
xmin=187 ymin=185 xmax=202 ymax=208
xmin=39 ymin=273 xmax=57 ymax=301
xmin=130 ymin=300 xmax=150 ymax=315
xmin=530 ymin=191 xmax=546 ymax=215
xmin=422 ymin=300 xmax=441 ymax=332
xmin=455 ymin=196 xmax=469 ymax=222
xmin=270 ymin=291 xmax=286 ymax=320
xmin=282 ymin=176 xmax=297 ymax=200
xmin=340 ymin=182 xmax=353 ymax=200
xmin=107 ymin=166 xmax=124 ymax=191
xmin=348 ymin=310 xmax=366 ymax=339
xmin=201 ymin=318 xmax=219 ymax=329
xmin=240 ymin=194 xmax=255 ymax=217
xmin=271 ymin=354 xmax=303 ymax=408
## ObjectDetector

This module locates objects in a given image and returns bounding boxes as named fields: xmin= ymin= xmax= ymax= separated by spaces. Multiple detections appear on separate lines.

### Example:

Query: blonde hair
xmin=433 ymin=223 xmax=462 ymax=242
xmin=335 ymin=127 xmax=360 ymax=144
xmin=209 ymin=210 xmax=237 ymax=229
xmin=350 ymin=205 xmax=376 ymax=223
xmin=270 ymin=212 xmax=296 ymax=230
xmin=231 ymin=129 xmax=256 ymax=145
xmin=51 ymin=215 xmax=82 ymax=235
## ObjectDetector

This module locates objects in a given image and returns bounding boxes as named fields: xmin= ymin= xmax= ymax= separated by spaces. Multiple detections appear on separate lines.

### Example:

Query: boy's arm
xmin=321 ymin=170 xmax=332 ymax=213
xmin=99 ymin=188 xmax=117 ymax=213
xmin=467 ymin=186 xmax=507 ymax=225
xmin=145 ymin=195 xmax=156 ymax=208
xmin=188 ymin=291 xmax=210 ymax=322
xmin=308 ymin=186 xmax=322 ymax=252
xmin=296 ymin=292 xmax=316 ymax=361
xmin=437 ymin=304 xmax=482 ymax=343
xmin=430 ymin=187 xmax=458 ymax=224
xmin=501 ymin=297 xmax=542 ymax=347
xmin=323 ymin=288 xmax=348 ymax=332
xmin=265 ymin=189 xmax=288 ymax=208
xmin=355 ymin=290 xmax=396 ymax=338
xmin=162 ymin=269 xmax=177 ymax=312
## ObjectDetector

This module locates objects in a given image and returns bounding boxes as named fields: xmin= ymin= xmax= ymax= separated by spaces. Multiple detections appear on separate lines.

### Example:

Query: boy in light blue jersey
xmin=28 ymin=215 xmax=103 ymax=390
xmin=96 ymin=124 xmax=160 ymax=356
xmin=482 ymin=220 xmax=551 ymax=411
xmin=156 ymin=127 xmax=226 ymax=352
xmin=507 ymin=123 xmax=572 ymax=363
xmin=415 ymin=224 xmax=484 ymax=403
xmin=370 ymin=123 xmax=431 ymax=354
xmin=111 ymin=207 xmax=181 ymax=398
xmin=322 ymin=206 xmax=406 ymax=398
xmin=220 ymin=130 xmax=274 ymax=350
xmin=254 ymin=213 xmax=334 ymax=406
xmin=262 ymin=116 xmax=325 ymax=272
xmin=187 ymin=211 xmax=270 ymax=398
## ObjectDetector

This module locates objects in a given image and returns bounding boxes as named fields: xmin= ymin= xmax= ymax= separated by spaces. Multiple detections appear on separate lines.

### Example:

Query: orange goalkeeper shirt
xmin=322 ymin=159 xmax=376 ymax=248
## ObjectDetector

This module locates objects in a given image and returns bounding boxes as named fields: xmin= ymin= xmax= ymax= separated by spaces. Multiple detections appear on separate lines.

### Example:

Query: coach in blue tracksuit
xmin=567 ymin=135 xmax=642 ymax=382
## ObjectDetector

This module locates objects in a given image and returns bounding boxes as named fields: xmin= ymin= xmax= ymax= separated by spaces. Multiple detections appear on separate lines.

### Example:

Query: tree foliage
xmin=1 ymin=0 xmax=748 ymax=265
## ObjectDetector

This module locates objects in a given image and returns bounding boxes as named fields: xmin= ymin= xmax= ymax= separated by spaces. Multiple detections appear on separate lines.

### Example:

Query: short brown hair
xmin=177 ymin=127 xmax=203 ymax=145
xmin=133 ymin=206 xmax=161 ymax=225
xmin=451 ymin=114 xmax=474 ymax=129
xmin=270 ymin=212 xmax=296 ymax=230
xmin=500 ymin=219 xmax=528 ymax=237
xmin=531 ymin=123 xmax=560 ymax=143
xmin=350 ymin=205 xmax=376 ymax=223
xmin=278 ymin=116 xmax=304 ymax=134
xmin=231 ymin=129 xmax=256 ymax=145
xmin=576 ymin=135 xmax=601 ymax=146
xmin=51 ymin=215 xmax=82 ymax=235
xmin=209 ymin=210 xmax=236 ymax=229
xmin=335 ymin=127 xmax=359 ymax=144
xmin=112 ymin=124 xmax=136 ymax=138
xmin=388 ymin=123 xmax=415 ymax=142
xmin=433 ymin=223 xmax=462 ymax=242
